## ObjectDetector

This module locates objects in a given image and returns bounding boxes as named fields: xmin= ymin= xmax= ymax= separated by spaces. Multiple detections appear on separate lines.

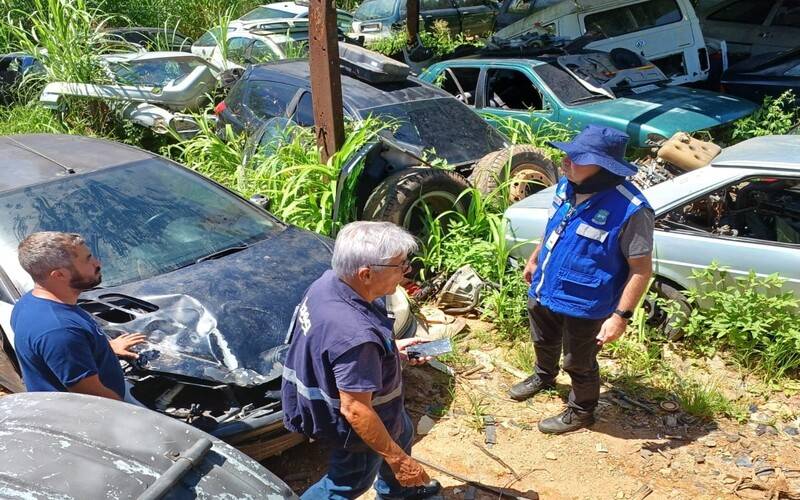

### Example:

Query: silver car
xmin=505 ymin=135 xmax=800 ymax=321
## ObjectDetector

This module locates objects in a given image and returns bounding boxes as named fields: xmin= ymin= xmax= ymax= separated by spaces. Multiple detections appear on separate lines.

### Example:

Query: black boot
xmin=538 ymin=407 xmax=595 ymax=434
xmin=508 ymin=374 xmax=554 ymax=401
xmin=382 ymin=480 xmax=442 ymax=499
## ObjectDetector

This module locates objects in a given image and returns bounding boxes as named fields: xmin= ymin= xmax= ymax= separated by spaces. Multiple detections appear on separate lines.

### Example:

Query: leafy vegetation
xmin=731 ymin=90 xmax=799 ymax=141
xmin=663 ymin=263 xmax=800 ymax=381
xmin=366 ymin=19 xmax=484 ymax=58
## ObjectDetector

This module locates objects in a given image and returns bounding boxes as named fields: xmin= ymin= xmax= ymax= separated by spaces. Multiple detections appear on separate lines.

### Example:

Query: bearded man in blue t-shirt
xmin=11 ymin=231 xmax=144 ymax=401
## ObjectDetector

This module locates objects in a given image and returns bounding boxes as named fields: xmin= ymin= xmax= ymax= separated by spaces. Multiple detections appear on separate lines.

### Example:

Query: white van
xmin=492 ymin=0 xmax=711 ymax=85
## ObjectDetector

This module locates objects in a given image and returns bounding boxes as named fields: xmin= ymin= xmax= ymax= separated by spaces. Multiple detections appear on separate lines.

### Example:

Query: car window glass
xmin=354 ymin=0 xmax=398 ymax=20
xmin=786 ymin=62 xmax=800 ymax=77
xmin=337 ymin=12 xmax=355 ymax=31
xmin=508 ymin=0 xmax=534 ymax=14
xmin=437 ymin=67 xmax=480 ymax=105
xmin=109 ymin=59 xmax=204 ymax=87
xmin=0 ymin=160 xmax=280 ymax=289
xmin=195 ymin=27 xmax=227 ymax=47
xmin=533 ymin=62 xmax=607 ymax=105
xmin=246 ymin=81 xmax=299 ymax=119
xmin=658 ymin=177 xmax=800 ymax=245
xmin=422 ymin=0 xmax=453 ymax=11
xmin=485 ymin=68 xmax=544 ymax=111
xmin=240 ymin=6 xmax=296 ymax=20
xmin=292 ymin=92 xmax=315 ymax=126
xmin=227 ymin=37 xmax=251 ymax=63
xmin=707 ymin=0 xmax=773 ymax=24
xmin=583 ymin=0 xmax=682 ymax=38
xmin=772 ymin=0 xmax=800 ymax=27
xmin=250 ymin=40 xmax=281 ymax=63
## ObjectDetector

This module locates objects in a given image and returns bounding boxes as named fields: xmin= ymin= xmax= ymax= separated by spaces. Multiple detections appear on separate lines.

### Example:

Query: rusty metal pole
xmin=308 ymin=0 xmax=345 ymax=162
xmin=406 ymin=0 xmax=419 ymax=46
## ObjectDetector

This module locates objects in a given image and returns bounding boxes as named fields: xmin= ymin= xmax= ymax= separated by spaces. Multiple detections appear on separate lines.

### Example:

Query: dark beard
xmin=69 ymin=269 xmax=102 ymax=290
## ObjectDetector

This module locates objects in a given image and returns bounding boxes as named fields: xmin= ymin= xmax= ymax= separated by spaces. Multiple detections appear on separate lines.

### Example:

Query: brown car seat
xmin=657 ymin=132 xmax=722 ymax=172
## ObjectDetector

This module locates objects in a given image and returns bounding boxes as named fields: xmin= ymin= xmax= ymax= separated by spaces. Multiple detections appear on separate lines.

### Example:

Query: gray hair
xmin=332 ymin=221 xmax=418 ymax=279
xmin=18 ymin=231 xmax=86 ymax=283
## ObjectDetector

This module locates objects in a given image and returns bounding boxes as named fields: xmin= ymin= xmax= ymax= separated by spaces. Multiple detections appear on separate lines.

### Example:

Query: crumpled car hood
xmin=80 ymin=226 xmax=332 ymax=387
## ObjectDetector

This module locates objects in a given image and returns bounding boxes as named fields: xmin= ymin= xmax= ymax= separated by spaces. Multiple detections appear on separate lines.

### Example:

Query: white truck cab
xmin=493 ymin=0 xmax=711 ymax=85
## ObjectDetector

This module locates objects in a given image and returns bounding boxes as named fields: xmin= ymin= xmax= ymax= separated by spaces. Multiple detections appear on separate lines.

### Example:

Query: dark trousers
xmin=528 ymin=298 xmax=604 ymax=413
xmin=301 ymin=411 xmax=414 ymax=499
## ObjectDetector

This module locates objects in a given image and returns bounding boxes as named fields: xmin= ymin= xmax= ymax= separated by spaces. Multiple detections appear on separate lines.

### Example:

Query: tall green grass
xmin=168 ymin=115 xmax=387 ymax=236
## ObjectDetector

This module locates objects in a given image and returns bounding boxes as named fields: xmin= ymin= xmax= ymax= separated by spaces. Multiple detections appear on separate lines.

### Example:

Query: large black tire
xmin=644 ymin=280 xmax=691 ymax=341
xmin=362 ymin=167 xmax=471 ymax=235
xmin=469 ymin=145 xmax=559 ymax=203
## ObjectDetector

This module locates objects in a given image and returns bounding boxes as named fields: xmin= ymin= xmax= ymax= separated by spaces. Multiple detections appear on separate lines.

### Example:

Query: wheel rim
xmin=509 ymin=165 xmax=554 ymax=202
xmin=402 ymin=190 xmax=462 ymax=235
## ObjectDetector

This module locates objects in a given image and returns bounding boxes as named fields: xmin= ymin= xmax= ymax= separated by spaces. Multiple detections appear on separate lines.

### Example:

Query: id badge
xmin=545 ymin=230 xmax=560 ymax=250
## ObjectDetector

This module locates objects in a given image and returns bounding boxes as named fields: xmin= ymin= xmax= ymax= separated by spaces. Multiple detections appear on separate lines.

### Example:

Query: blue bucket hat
xmin=549 ymin=125 xmax=638 ymax=177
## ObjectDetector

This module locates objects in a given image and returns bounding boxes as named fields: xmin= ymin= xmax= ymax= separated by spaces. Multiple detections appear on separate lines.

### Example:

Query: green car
xmin=419 ymin=51 xmax=759 ymax=147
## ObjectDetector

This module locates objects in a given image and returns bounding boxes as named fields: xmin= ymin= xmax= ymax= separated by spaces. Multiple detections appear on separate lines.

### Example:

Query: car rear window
xmin=239 ymin=6 xmax=297 ymax=20
xmin=109 ymin=59 xmax=205 ymax=87
xmin=362 ymin=97 xmax=507 ymax=165
xmin=245 ymin=80 xmax=299 ymax=120
xmin=583 ymin=0 xmax=682 ymax=38
xmin=355 ymin=0 xmax=398 ymax=20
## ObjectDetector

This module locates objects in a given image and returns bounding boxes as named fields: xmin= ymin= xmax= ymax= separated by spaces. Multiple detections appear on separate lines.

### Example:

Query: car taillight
xmin=214 ymin=101 xmax=227 ymax=116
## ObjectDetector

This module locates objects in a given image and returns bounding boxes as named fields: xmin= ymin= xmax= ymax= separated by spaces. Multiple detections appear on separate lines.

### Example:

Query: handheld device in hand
xmin=406 ymin=338 xmax=453 ymax=359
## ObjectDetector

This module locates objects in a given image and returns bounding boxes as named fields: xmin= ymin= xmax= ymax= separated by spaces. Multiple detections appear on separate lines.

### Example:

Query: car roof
xmin=0 ymin=134 xmax=156 ymax=194
xmin=711 ymin=135 xmax=800 ymax=171
xmin=244 ymin=60 xmax=453 ymax=110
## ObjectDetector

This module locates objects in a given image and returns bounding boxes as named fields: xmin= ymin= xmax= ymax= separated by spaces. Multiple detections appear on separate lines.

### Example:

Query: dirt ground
xmin=263 ymin=323 xmax=800 ymax=500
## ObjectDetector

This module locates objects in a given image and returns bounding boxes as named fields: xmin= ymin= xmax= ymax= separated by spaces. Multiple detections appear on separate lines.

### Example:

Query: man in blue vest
xmin=509 ymin=125 xmax=654 ymax=434
xmin=281 ymin=221 xmax=440 ymax=499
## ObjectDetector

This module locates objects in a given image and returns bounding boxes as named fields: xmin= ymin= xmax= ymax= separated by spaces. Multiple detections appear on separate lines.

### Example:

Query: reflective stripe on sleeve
xmin=616 ymin=185 xmax=642 ymax=206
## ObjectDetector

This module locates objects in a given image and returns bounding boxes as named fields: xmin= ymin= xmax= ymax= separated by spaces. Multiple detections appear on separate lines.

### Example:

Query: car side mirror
xmin=249 ymin=194 xmax=271 ymax=210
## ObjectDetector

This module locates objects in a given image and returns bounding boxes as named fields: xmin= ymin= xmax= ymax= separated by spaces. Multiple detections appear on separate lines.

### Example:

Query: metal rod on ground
xmin=412 ymin=455 xmax=539 ymax=500
xmin=308 ymin=0 xmax=345 ymax=162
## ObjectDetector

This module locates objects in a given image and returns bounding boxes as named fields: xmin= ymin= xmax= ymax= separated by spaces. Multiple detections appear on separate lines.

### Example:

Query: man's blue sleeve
xmin=35 ymin=328 xmax=99 ymax=388
xmin=332 ymin=342 xmax=383 ymax=393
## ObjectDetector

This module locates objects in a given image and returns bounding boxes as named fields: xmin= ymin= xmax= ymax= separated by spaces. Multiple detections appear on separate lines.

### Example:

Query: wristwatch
xmin=613 ymin=309 xmax=634 ymax=322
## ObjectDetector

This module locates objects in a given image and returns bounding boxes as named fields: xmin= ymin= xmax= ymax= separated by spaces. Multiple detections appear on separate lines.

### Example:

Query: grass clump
xmin=673 ymin=377 xmax=747 ymax=422
xmin=367 ymin=19 xmax=484 ymax=59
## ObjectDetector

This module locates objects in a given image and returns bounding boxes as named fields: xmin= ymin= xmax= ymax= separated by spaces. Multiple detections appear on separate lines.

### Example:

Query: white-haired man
xmin=281 ymin=221 xmax=440 ymax=499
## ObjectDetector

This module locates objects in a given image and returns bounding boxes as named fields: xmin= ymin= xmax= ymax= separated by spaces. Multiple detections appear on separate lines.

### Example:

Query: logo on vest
xmin=298 ymin=297 xmax=311 ymax=335
xmin=592 ymin=209 xmax=610 ymax=225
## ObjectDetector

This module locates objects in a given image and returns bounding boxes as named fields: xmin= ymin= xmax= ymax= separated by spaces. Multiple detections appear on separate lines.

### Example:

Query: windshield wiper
xmin=195 ymin=244 xmax=250 ymax=264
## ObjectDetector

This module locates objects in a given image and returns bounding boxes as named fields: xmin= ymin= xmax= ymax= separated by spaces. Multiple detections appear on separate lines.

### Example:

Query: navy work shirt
xmin=11 ymin=292 xmax=126 ymax=399
xmin=282 ymin=270 xmax=404 ymax=448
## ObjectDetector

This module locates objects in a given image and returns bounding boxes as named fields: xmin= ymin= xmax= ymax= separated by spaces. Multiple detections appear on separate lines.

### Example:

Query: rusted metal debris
xmin=406 ymin=0 xmax=419 ymax=46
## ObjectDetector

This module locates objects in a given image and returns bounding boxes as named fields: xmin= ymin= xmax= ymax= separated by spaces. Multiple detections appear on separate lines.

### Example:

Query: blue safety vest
xmin=281 ymin=270 xmax=404 ymax=447
xmin=529 ymin=177 xmax=651 ymax=319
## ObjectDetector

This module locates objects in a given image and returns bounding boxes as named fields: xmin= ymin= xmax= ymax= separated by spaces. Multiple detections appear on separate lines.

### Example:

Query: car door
xmin=653 ymin=175 xmax=800 ymax=296
xmin=455 ymin=0 xmax=497 ymax=36
xmin=479 ymin=65 xmax=556 ymax=129
xmin=701 ymin=0 xmax=776 ymax=61
xmin=753 ymin=0 xmax=800 ymax=55
xmin=421 ymin=0 xmax=462 ymax=34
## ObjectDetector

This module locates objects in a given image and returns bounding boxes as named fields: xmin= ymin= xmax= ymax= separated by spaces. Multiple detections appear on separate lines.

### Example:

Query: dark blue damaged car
xmin=0 ymin=134 xmax=417 ymax=459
